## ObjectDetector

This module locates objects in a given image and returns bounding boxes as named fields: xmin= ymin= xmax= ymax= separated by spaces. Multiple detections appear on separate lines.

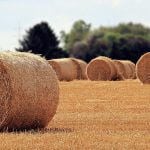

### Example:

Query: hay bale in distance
xmin=121 ymin=60 xmax=135 ymax=79
xmin=136 ymin=52 xmax=150 ymax=84
xmin=128 ymin=61 xmax=136 ymax=79
xmin=113 ymin=60 xmax=136 ymax=80
xmin=0 ymin=52 xmax=59 ymax=131
xmin=48 ymin=58 xmax=77 ymax=81
xmin=77 ymin=59 xmax=88 ymax=80
xmin=70 ymin=58 xmax=82 ymax=80
xmin=125 ymin=60 xmax=136 ymax=79
xmin=86 ymin=56 xmax=117 ymax=81
xmin=70 ymin=58 xmax=87 ymax=80
xmin=113 ymin=60 xmax=127 ymax=80
xmin=48 ymin=60 xmax=62 ymax=80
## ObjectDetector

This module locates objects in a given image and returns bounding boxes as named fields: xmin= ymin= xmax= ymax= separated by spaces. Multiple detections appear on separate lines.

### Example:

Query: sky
xmin=0 ymin=0 xmax=150 ymax=50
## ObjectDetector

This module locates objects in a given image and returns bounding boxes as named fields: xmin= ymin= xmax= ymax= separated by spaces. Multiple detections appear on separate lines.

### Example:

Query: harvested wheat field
xmin=1 ymin=80 xmax=150 ymax=149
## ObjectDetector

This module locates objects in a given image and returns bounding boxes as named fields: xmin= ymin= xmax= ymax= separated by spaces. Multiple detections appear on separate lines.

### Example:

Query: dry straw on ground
xmin=86 ymin=56 xmax=117 ymax=81
xmin=70 ymin=58 xmax=87 ymax=80
xmin=48 ymin=58 xmax=77 ymax=81
xmin=136 ymin=52 xmax=150 ymax=84
xmin=0 ymin=52 xmax=59 ymax=131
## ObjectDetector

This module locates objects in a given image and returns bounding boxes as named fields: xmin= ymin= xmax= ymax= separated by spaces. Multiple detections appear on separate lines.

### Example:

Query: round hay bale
xmin=70 ymin=58 xmax=87 ymax=80
xmin=86 ymin=56 xmax=117 ymax=81
xmin=0 ymin=52 xmax=59 ymax=131
xmin=77 ymin=59 xmax=88 ymax=80
xmin=113 ymin=60 xmax=127 ymax=80
xmin=97 ymin=56 xmax=118 ymax=81
xmin=126 ymin=60 xmax=136 ymax=79
xmin=48 ymin=58 xmax=77 ymax=81
xmin=121 ymin=60 xmax=134 ymax=79
xmin=48 ymin=60 xmax=62 ymax=80
xmin=70 ymin=58 xmax=82 ymax=80
xmin=130 ymin=61 xmax=136 ymax=79
xmin=136 ymin=52 xmax=150 ymax=84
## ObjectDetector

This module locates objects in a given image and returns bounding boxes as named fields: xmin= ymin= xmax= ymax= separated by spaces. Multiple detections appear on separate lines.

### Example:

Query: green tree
xmin=16 ymin=22 xmax=68 ymax=59
xmin=60 ymin=20 xmax=91 ymax=52
xmin=71 ymin=42 xmax=89 ymax=61
xmin=84 ymin=23 xmax=150 ymax=62
xmin=110 ymin=35 xmax=150 ymax=63
xmin=99 ymin=22 xmax=150 ymax=38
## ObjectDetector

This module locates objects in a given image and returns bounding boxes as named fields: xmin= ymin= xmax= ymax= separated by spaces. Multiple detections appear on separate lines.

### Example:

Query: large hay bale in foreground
xmin=48 ymin=58 xmax=77 ymax=81
xmin=0 ymin=52 xmax=59 ymax=131
xmin=70 ymin=58 xmax=87 ymax=80
xmin=86 ymin=56 xmax=117 ymax=81
xmin=136 ymin=52 xmax=150 ymax=84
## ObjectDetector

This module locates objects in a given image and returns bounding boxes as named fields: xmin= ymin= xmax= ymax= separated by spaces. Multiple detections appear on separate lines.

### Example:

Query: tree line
xmin=16 ymin=20 xmax=150 ymax=63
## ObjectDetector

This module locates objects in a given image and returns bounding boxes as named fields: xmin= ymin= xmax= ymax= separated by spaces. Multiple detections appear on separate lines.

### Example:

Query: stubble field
xmin=0 ymin=80 xmax=150 ymax=150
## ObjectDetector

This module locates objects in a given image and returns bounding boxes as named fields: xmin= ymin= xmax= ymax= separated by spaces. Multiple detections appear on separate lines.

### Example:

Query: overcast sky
xmin=0 ymin=0 xmax=149 ymax=50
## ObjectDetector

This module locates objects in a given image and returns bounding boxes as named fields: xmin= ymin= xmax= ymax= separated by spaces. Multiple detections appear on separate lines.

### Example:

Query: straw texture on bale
xmin=136 ymin=52 xmax=150 ymax=84
xmin=125 ymin=60 xmax=136 ymax=79
xmin=128 ymin=61 xmax=136 ymax=79
xmin=121 ymin=60 xmax=134 ymax=79
xmin=48 ymin=58 xmax=77 ymax=81
xmin=113 ymin=60 xmax=127 ymax=80
xmin=113 ymin=60 xmax=136 ymax=80
xmin=0 ymin=52 xmax=59 ymax=131
xmin=77 ymin=59 xmax=88 ymax=79
xmin=48 ymin=60 xmax=62 ymax=80
xmin=70 ymin=58 xmax=87 ymax=80
xmin=86 ymin=56 xmax=117 ymax=81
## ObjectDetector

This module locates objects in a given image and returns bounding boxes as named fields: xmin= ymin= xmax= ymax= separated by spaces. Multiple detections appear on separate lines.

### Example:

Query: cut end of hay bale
xmin=0 ymin=52 xmax=59 ymax=131
xmin=86 ymin=56 xmax=117 ymax=81
xmin=136 ymin=52 xmax=150 ymax=84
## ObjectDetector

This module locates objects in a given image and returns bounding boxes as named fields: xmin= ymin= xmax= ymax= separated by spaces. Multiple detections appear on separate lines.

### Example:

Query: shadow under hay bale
xmin=0 ymin=52 xmax=59 ymax=131
xmin=1 ymin=127 xmax=74 ymax=134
